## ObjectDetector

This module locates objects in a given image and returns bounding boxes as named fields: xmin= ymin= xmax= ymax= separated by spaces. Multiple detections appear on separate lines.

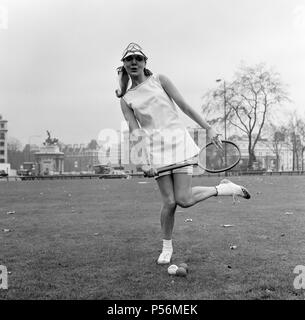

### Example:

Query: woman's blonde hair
xmin=115 ymin=66 xmax=153 ymax=98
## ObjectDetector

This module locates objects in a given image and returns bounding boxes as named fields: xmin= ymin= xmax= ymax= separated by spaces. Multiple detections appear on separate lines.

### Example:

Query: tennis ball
xmin=178 ymin=263 xmax=189 ymax=272
xmin=176 ymin=266 xmax=187 ymax=277
xmin=168 ymin=264 xmax=178 ymax=275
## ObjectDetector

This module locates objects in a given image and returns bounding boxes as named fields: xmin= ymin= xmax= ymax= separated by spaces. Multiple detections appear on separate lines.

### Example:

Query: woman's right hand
xmin=116 ymin=66 xmax=129 ymax=97
xmin=207 ymin=127 xmax=223 ymax=149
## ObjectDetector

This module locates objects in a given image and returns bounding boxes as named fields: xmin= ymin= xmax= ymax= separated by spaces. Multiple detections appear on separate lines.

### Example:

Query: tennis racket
xmin=156 ymin=140 xmax=241 ymax=175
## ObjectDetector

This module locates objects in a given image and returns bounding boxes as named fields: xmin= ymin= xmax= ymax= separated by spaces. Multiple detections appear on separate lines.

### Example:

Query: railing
xmin=0 ymin=174 xmax=129 ymax=181
xmin=0 ymin=170 xmax=304 ymax=182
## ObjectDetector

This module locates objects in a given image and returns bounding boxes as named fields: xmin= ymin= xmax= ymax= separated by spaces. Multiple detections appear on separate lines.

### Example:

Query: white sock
xmin=215 ymin=184 xmax=233 ymax=196
xmin=214 ymin=179 xmax=251 ymax=199
xmin=157 ymin=242 xmax=173 ymax=264
xmin=215 ymin=180 xmax=239 ymax=196
xmin=162 ymin=239 xmax=173 ymax=252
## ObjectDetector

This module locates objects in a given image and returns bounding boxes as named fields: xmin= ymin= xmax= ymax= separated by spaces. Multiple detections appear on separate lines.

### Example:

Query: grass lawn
xmin=0 ymin=175 xmax=305 ymax=300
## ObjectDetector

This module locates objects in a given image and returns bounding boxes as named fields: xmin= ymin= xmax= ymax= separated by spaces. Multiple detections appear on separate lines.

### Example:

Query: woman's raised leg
xmin=173 ymin=174 xmax=251 ymax=208
xmin=173 ymin=173 xmax=217 ymax=208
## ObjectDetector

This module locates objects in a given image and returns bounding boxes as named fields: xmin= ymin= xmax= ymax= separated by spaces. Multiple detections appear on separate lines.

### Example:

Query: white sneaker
xmin=216 ymin=179 xmax=251 ymax=199
xmin=157 ymin=250 xmax=172 ymax=264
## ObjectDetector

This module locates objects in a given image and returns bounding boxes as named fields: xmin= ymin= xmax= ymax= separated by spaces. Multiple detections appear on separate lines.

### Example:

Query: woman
xmin=117 ymin=43 xmax=250 ymax=264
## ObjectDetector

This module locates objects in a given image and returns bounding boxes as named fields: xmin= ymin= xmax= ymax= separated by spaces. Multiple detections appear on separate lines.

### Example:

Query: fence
xmin=0 ymin=170 xmax=305 ymax=182
xmin=202 ymin=170 xmax=305 ymax=177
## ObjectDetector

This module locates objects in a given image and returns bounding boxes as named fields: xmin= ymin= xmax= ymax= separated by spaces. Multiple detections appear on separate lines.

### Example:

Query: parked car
xmin=99 ymin=171 xmax=128 ymax=179
xmin=17 ymin=169 xmax=33 ymax=176
xmin=0 ymin=170 xmax=8 ymax=177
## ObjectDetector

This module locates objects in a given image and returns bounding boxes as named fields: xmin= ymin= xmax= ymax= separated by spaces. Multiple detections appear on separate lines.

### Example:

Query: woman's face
xmin=123 ymin=55 xmax=146 ymax=77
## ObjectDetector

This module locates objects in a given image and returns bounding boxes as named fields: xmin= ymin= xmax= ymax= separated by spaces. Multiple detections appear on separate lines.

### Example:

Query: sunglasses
xmin=123 ymin=55 xmax=145 ymax=62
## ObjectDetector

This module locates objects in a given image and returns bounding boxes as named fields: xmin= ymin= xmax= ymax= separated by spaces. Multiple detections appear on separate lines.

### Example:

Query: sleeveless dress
xmin=123 ymin=74 xmax=200 ymax=169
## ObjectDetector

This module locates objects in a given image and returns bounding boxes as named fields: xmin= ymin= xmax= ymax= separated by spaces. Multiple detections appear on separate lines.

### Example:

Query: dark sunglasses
xmin=123 ymin=55 xmax=145 ymax=62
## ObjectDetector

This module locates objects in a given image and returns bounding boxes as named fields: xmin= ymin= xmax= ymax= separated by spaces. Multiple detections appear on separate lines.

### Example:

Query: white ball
xmin=168 ymin=264 xmax=178 ymax=275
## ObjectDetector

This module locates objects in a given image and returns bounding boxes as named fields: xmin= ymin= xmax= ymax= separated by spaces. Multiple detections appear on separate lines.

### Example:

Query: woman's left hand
xmin=142 ymin=164 xmax=158 ymax=178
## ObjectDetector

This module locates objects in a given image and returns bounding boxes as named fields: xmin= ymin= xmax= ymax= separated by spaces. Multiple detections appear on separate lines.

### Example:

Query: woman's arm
xmin=120 ymin=98 xmax=141 ymax=133
xmin=158 ymin=74 xmax=212 ymax=129
xmin=158 ymin=74 xmax=221 ymax=144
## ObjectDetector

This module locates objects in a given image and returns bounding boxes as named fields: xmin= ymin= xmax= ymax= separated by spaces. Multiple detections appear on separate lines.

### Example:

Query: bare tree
xmin=287 ymin=111 xmax=305 ymax=171
xmin=87 ymin=139 xmax=99 ymax=150
xmin=297 ymin=118 xmax=305 ymax=171
xmin=263 ymin=124 xmax=288 ymax=171
xmin=202 ymin=63 xmax=290 ymax=169
xmin=299 ymin=125 xmax=305 ymax=171
xmin=7 ymin=137 xmax=23 ymax=151
xmin=7 ymin=137 xmax=24 ymax=169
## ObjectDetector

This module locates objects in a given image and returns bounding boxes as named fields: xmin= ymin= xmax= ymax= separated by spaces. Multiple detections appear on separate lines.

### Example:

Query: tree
xmin=202 ymin=63 xmax=290 ymax=169
xmin=7 ymin=137 xmax=22 ymax=152
xmin=87 ymin=139 xmax=98 ymax=150
xmin=297 ymin=118 xmax=305 ymax=171
xmin=263 ymin=124 xmax=288 ymax=171
xmin=299 ymin=126 xmax=305 ymax=171
xmin=7 ymin=137 xmax=24 ymax=169
xmin=22 ymin=144 xmax=35 ymax=162
xmin=287 ymin=111 xmax=305 ymax=171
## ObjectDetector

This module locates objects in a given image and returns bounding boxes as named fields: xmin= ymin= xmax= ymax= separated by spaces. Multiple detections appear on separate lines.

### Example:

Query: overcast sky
xmin=0 ymin=0 xmax=305 ymax=146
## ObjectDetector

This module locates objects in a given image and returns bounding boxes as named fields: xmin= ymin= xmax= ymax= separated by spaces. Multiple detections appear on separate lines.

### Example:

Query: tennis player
xmin=117 ymin=43 xmax=251 ymax=264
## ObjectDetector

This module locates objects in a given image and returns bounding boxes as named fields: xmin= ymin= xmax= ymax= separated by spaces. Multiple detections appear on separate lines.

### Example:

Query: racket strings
xmin=198 ymin=142 xmax=240 ymax=171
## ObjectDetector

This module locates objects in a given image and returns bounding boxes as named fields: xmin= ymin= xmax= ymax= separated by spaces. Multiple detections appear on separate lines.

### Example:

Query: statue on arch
xmin=44 ymin=130 xmax=58 ymax=146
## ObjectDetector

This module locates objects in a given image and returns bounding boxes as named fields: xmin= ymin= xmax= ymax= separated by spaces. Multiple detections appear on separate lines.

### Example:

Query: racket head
xmin=198 ymin=140 xmax=241 ymax=173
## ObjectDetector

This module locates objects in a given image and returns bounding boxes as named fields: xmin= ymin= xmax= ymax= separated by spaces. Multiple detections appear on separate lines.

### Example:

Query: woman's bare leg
xmin=156 ymin=174 xmax=177 ymax=264
xmin=173 ymin=174 xmax=250 ymax=208
xmin=173 ymin=173 xmax=217 ymax=208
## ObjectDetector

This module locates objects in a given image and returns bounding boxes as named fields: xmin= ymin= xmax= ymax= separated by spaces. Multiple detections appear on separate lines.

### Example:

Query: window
xmin=0 ymin=142 xmax=4 ymax=146
xmin=0 ymin=133 xmax=4 ymax=139
xmin=0 ymin=150 xmax=4 ymax=155
xmin=0 ymin=124 xmax=4 ymax=128
xmin=0 ymin=159 xmax=4 ymax=163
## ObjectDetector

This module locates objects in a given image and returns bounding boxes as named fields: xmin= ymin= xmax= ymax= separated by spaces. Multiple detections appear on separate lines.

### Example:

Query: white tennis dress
xmin=123 ymin=74 xmax=200 ymax=169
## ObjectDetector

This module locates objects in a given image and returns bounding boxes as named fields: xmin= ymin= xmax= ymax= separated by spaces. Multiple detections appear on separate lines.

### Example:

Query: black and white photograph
xmin=1 ymin=0 xmax=305 ymax=309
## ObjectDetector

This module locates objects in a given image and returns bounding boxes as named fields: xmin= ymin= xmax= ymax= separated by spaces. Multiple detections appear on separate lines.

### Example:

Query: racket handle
xmin=143 ymin=172 xmax=155 ymax=178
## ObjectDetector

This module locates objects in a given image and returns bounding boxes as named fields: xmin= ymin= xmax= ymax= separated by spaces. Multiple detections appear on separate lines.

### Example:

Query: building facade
xmin=231 ymin=136 xmax=293 ymax=171
xmin=0 ymin=114 xmax=8 ymax=164
xmin=63 ymin=145 xmax=100 ymax=173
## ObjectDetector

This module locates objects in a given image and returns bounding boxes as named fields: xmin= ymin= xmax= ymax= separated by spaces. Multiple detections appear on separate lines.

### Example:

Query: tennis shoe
xmin=157 ymin=250 xmax=172 ymax=264
xmin=216 ymin=179 xmax=251 ymax=199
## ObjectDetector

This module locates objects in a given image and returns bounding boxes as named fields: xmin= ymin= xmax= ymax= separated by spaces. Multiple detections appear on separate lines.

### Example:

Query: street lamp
xmin=216 ymin=79 xmax=227 ymax=141
xmin=216 ymin=79 xmax=228 ymax=175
